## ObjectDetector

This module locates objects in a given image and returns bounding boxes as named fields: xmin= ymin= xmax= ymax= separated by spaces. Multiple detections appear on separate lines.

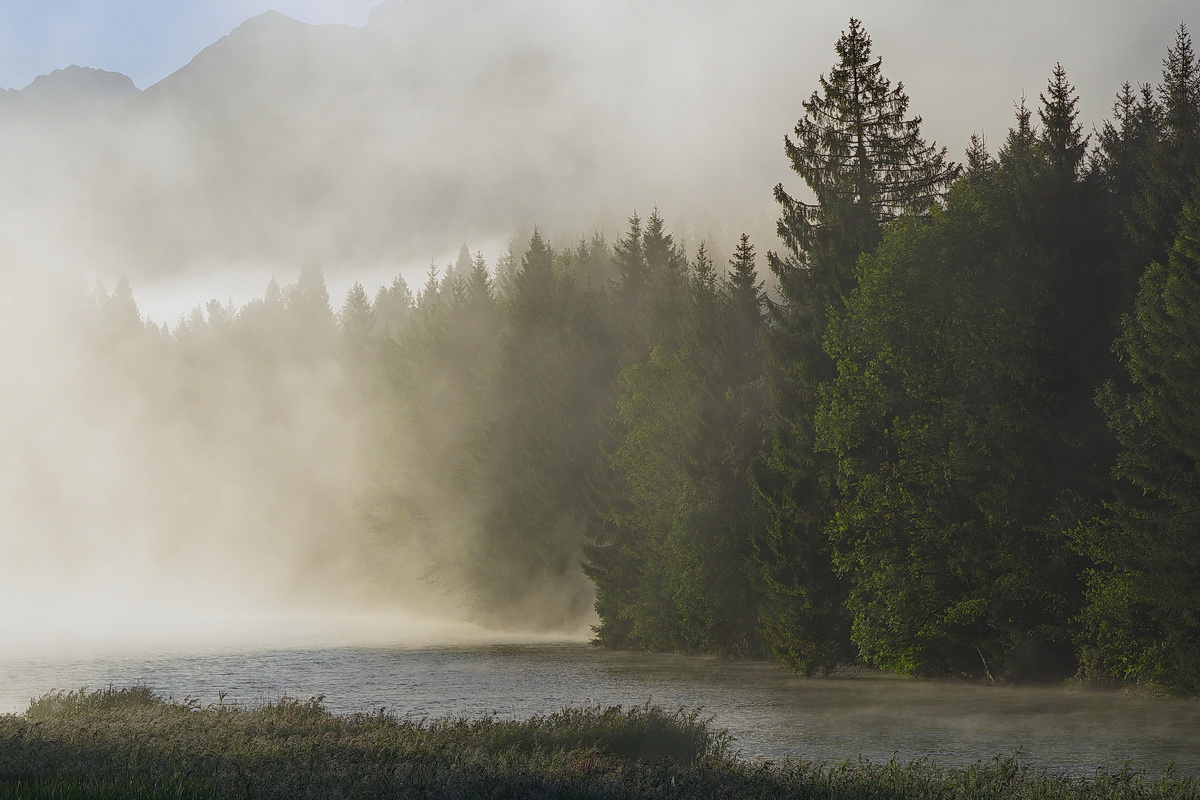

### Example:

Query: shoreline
xmin=1 ymin=688 xmax=1197 ymax=799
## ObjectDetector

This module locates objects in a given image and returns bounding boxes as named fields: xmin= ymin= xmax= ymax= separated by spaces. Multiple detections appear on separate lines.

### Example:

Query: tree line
xmin=81 ymin=19 xmax=1200 ymax=694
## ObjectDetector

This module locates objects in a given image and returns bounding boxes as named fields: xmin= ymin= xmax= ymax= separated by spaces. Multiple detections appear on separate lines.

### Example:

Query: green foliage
xmin=819 ymin=176 xmax=1078 ymax=679
xmin=774 ymin=17 xmax=957 ymax=297
xmin=814 ymin=60 xmax=1142 ymax=681
xmin=1129 ymin=25 xmax=1200 ymax=268
xmin=755 ymin=17 xmax=955 ymax=675
xmin=587 ymin=346 xmax=714 ymax=651
xmin=1082 ymin=189 xmax=1200 ymax=695
xmin=585 ymin=225 xmax=768 ymax=658
xmin=613 ymin=209 xmax=689 ymax=360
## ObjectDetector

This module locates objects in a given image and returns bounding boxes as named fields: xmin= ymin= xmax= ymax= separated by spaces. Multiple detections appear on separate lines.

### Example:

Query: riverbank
xmin=0 ymin=687 xmax=1195 ymax=799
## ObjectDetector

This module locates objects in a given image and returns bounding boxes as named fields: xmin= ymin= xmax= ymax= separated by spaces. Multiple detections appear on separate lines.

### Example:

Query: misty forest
xmin=19 ymin=12 xmax=1200 ymax=703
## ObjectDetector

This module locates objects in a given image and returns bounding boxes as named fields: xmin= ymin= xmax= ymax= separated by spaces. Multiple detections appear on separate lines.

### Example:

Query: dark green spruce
xmin=753 ymin=17 xmax=957 ymax=674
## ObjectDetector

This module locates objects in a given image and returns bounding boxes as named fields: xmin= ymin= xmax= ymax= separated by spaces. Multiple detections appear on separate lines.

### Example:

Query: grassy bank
xmin=0 ymin=688 xmax=1195 ymax=799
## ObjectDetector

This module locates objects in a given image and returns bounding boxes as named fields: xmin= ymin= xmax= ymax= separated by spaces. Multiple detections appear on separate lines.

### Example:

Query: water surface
xmin=2 ymin=641 xmax=1196 ymax=776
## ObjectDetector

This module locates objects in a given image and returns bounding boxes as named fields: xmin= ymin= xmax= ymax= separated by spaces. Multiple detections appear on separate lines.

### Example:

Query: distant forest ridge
xmin=72 ymin=19 xmax=1200 ymax=694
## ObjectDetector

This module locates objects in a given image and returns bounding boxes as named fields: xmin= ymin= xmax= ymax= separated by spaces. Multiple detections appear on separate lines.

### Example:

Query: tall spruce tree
xmin=702 ymin=236 xmax=770 ymax=656
xmin=1095 ymin=82 xmax=1164 ymax=313
xmin=284 ymin=263 xmax=336 ymax=357
xmin=339 ymin=282 xmax=378 ymax=375
xmin=754 ymin=18 xmax=956 ymax=674
xmin=612 ymin=209 xmax=687 ymax=361
xmin=1083 ymin=188 xmax=1200 ymax=695
xmin=1096 ymin=83 xmax=1162 ymax=219
xmin=1130 ymin=24 xmax=1200 ymax=268
xmin=1031 ymin=65 xmax=1122 ymax=500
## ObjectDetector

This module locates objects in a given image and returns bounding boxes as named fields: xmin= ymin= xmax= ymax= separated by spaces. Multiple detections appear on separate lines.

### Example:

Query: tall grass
xmin=0 ymin=687 xmax=1196 ymax=799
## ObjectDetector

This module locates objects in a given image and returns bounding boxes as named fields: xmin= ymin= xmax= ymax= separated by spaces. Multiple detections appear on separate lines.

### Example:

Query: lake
xmin=2 ymin=637 xmax=1197 ymax=776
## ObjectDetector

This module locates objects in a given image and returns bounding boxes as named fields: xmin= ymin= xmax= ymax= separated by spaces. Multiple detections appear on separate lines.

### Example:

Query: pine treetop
xmin=781 ymin=17 xmax=957 ymax=231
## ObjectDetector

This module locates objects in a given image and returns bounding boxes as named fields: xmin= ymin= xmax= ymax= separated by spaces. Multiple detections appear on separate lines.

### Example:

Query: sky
xmin=1 ymin=0 xmax=1198 ymax=316
xmin=0 ymin=0 xmax=380 ymax=90
xmin=2 ymin=1 xmax=1196 ymax=128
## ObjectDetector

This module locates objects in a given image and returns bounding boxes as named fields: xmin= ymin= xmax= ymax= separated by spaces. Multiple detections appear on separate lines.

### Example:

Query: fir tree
xmin=755 ymin=18 xmax=955 ymax=674
xmin=1131 ymin=24 xmax=1200 ymax=267
xmin=373 ymin=274 xmax=415 ymax=339
xmin=819 ymin=66 xmax=1121 ymax=681
xmin=774 ymin=17 xmax=958 ymax=302
xmin=1083 ymin=188 xmax=1200 ymax=695
xmin=585 ymin=234 xmax=768 ymax=657
xmin=474 ymin=231 xmax=608 ymax=629
xmin=339 ymin=283 xmax=377 ymax=365
xmin=284 ymin=263 xmax=336 ymax=357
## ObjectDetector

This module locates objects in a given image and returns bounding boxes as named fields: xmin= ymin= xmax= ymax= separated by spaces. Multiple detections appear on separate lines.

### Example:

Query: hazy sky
xmin=2 ymin=1 xmax=1197 ymax=137
xmin=0 ymin=0 xmax=378 ymax=90
xmin=1 ymin=0 xmax=1196 ymax=321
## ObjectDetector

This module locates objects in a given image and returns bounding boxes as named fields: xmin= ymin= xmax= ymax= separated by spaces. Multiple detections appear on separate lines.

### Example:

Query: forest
xmin=77 ymin=19 xmax=1200 ymax=694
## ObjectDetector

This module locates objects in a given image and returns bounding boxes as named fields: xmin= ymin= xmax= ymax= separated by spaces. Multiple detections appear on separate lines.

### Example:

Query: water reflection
xmin=1 ymin=642 xmax=1196 ymax=776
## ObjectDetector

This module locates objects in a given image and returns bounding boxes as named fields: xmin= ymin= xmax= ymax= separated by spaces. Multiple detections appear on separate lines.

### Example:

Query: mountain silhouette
xmin=1 ymin=66 xmax=139 ymax=117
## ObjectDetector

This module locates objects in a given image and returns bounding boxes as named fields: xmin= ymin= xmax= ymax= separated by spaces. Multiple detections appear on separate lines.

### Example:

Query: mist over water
xmin=0 ymin=275 xmax=372 ymax=655
xmin=3 ymin=642 xmax=1198 ymax=777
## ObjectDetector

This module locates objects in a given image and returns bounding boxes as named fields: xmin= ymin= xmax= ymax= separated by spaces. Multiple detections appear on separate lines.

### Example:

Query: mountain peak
xmin=23 ymin=66 xmax=138 ymax=96
xmin=144 ymin=9 xmax=359 ymax=101
xmin=231 ymin=9 xmax=305 ymax=34
xmin=3 ymin=66 xmax=139 ymax=116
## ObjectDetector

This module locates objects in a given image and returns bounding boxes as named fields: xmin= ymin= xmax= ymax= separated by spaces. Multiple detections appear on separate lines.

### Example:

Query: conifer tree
xmin=614 ymin=213 xmax=645 ymax=303
xmin=373 ymin=275 xmax=415 ymax=339
xmin=339 ymin=283 xmax=377 ymax=365
xmin=774 ymin=18 xmax=957 ymax=302
xmin=284 ymin=263 xmax=336 ymax=357
xmin=474 ymin=231 xmax=607 ymax=628
xmin=965 ymin=133 xmax=995 ymax=176
xmin=570 ymin=231 xmax=616 ymax=294
xmin=755 ymin=18 xmax=955 ymax=674
xmin=818 ymin=66 xmax=1119 ymax=680
xmin=1131 ymin=24 xmax=1200 ymax=267
xmin=1083 ymin=188 xmax=1200 ymax=695
xmin=612 ymin=209 xmax=687 ymax=360
xmin=1019 ymin=66 xmax=1121 ymax=509
xmin=704 ymin=235 xmax=769 ymax=656
xmin=1096 ymin=83 xmax=1161 ymax=210
xmin=819 ymin=173 xmax=1078 ymax=679
xmin=1095 ymin=82 xmax=1163 ymax=309
xmin=585 ymin=235 xmax=767 ymax=656
xmin=684 ymin=242 xmax=723 ymax=382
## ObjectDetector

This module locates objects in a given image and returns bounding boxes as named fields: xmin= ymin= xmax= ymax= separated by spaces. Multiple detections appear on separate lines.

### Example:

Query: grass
xmin=0 ymin=687 xmax=1196 ymax=799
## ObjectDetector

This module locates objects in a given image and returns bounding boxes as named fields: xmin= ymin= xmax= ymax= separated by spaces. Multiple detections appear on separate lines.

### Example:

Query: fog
xmin=0 ymin=274 xmax=377 ymax=655
xmin=0 ymin=0 xmax=1196 ymax=654
xmin=5 ymin=0 xmax=1193 ymax=289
